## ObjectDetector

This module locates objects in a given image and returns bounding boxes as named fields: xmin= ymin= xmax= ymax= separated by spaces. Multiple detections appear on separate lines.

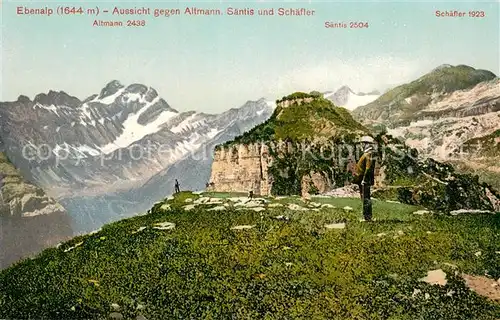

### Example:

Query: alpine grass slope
xmin=0 ymin=191 xmax=499 ymax=319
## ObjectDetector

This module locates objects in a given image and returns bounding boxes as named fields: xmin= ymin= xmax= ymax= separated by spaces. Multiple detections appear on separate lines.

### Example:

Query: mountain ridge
xmin=352 ymin=64 xmax=497 ymax=127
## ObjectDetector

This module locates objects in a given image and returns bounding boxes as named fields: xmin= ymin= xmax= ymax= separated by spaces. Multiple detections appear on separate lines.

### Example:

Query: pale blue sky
xmin=1 ymin=0 xmax=499 ymax=113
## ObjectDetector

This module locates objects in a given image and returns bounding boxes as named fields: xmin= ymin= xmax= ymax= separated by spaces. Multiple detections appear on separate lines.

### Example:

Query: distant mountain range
xmin=0 ymin=81 xmax=276 ymax=233
xmin=352 ymin=64 xmax=497 ymax=127
xmin=351 ymin=64 xmax=500 ymax=190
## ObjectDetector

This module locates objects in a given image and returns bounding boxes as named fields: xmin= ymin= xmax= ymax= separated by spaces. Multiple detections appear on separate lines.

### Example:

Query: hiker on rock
xmin=174 ymin=179 xmax=181 ymax=194
xmin=353 ymin=136 xmax=377 ymax=221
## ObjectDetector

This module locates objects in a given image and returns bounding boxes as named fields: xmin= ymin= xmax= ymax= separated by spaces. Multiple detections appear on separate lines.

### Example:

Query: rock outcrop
xmin=0 ymin=151 xmax=72 ymax=269
xmin=208 ymin=140 xmax=383 ymax=197
xmin=208 ymin=93 xmax=375 ymax=197
xmin=208 ymin=143 xmax=273 ymax=195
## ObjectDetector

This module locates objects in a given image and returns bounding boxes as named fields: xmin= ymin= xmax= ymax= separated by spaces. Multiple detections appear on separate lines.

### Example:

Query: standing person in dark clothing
xmin=353 ymin=136 xmax=377 ymax=221
xmin=248 ymin=182 xmax=254 ymax=200
xmin=174 ymin=179 xmax=181 ymax=194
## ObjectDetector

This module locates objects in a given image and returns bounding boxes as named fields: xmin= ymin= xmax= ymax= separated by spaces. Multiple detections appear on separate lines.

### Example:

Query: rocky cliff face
xmin=208 ymin=140 xmax=382 ymax=197
xmin=208 ymin=143 xmax=273 ymax=195
xmin=381 ymin=78 xmax=500 ymax=190
xmin=0 ymin=151 xmax=72 ymax=269
xmin=207 ymin=93 xmax=377 ymax=197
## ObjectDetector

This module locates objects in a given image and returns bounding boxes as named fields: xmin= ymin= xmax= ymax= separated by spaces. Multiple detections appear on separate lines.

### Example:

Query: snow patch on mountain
xmin=100 ymin=96 xmax=177 ymax=154
xmin=53 ymin=143 xmax=101 ymax=159
xmin=324 ymin=86 xmax=380 ymax=110
xmin=96 ymin=88 xmax=126 ymax=104
xmin=342 ymin=94 xmax=380 ymax=110
xmin=33 ymin=103 xmax=60 ymax=116
xmin=170 ymin=114 xmax=206 ymax=134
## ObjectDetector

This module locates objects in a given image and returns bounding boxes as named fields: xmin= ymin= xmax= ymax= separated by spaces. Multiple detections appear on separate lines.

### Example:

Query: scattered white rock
xmin=283 ymin=246 xmax=292 ymax=250
xmin=111 ymin=303 xmax=121 ymax=311
xmin=228 ymin=197 xmax=247 ymax=202
xmin=343 ymin=206 xmax=353 ymax=211
xmin=377 ymin=233 xmax=386 ymax=237
xmin=386 ymin=200 xmax=401 ymax=204
xmin=136 ymin=304 xmax=145 ymax=310
xmin=420 ymin=269 xmax=447 ymax=286
xmin=109 ymin=312 xmax=123 ymax=320
xmin=288 ymin=203 xmax=308 ymax=211
xmin=64 ymin=241 xmax=84 ymax=253
xmin=325 ymin=223 xmax=346 ymax=229
xmin=312 ymin=208 xmax=320 ymax=212
xmin=235 ymin=200 xmax=263 ymax=208
xmin=192 ymin=191 xmax=203 ymax=194
xmin=308 ymin=202 xmax=322 ymax=208
xmin=193 ymin=197 xmax=210 ymax=204
xmin=268 ymin=203 xmax=284 ymax=208
xmin=223 ymin=203 xmax=230 ymax=207
xmin=426 ymin=231 xmax=433 ymax=234
xmin=397 ymin=230 xmax=404 ymax=236
xmin=475 ymin=251 xmax=482 ymax=257
xmin=285 ymin=262 xmax=293 ymax=266
xmin=184 ymin=198 xmax=193 ymax=203
xmin=207 ymin=206 xmax=226 ymax=211
xmin=231 ymin=225 xmax=256 ymax=230
xmin=413 ymin=210 xmax=430 ymax=215
xmin=446 ymin=290 xmax=456 ymax=297
xmin=250 ymin=207 xmax=266 ymax=212
xmin=184 ymin=204 xmax=196 ymax=211
xmin=167 ymin=196 xmax=174 ymax=201
xmin=450 ymin=209 xmax=493 ymax=215
xmin=132 ymin=226 xmax=147 ymax=234
xmin=324 ymin=185 xmax=359 ymax=197
xmin=160 ymin=204 xmax=171 ymax=211
xmin=424 ymin=293 xmax=430 ymax=300
xmin=153 ymin=222 xmax=175 ymax=230
xmin=412 ymin=289 xmax=421 ymax=297
xmin=321 ymin=203 xmax=336 ymax=209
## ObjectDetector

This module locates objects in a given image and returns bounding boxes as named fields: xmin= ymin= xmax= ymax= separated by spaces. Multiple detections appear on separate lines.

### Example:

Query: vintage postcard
xmin=1 ymin=0 xmax=499 ymax=318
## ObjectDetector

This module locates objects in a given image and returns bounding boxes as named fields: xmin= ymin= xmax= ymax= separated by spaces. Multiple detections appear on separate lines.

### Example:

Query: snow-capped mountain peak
xmin=324 ymin=85 xmax=380 ymax=111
